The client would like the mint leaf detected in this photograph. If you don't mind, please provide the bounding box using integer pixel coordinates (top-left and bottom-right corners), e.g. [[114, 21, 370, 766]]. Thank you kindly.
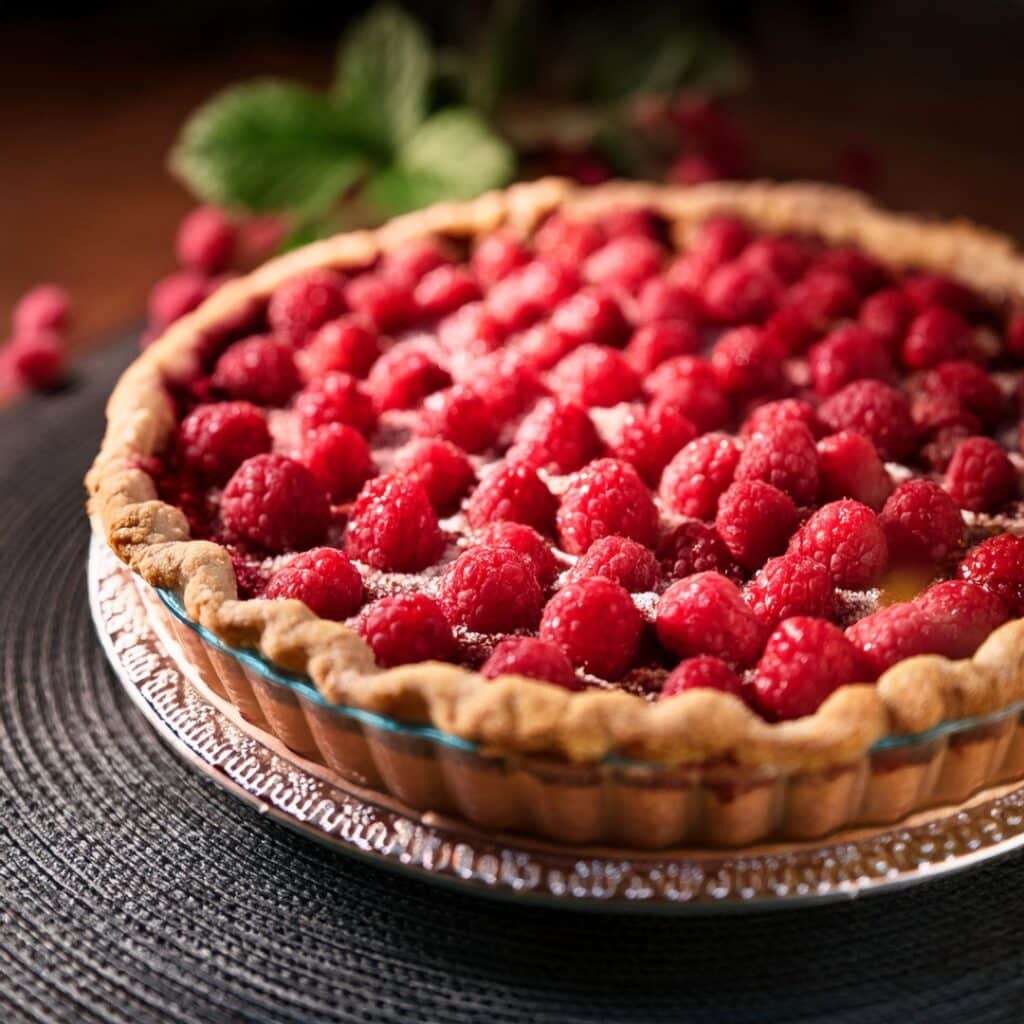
[[333, 4, 433, 153], [170, 81, 368, 215]]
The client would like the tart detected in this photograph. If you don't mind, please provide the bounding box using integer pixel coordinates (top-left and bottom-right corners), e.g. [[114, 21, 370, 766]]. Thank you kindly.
[[88, 179, 1024, 848]]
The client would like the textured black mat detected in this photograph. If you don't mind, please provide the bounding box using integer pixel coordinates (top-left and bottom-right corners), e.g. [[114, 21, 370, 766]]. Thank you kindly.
[[3, 335, 1024, 1024]]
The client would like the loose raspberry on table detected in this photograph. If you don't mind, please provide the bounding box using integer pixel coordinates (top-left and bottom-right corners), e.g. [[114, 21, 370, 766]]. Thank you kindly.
[[534, 215, 605, 266], [808, 324, 893, 397], [915, 360, 1006, 430], [659, 657, 744, 701], [267, 268, 347, 346], [788, 499, 888, 588], [414, 265, 481, 319], [739, 236, 814, 284], [914, 580, 1008, 659], [221, 453, 330, 553], [380, 237, 452, 285], [846, 603, 942, 678], [301, 422, 375, 502], [473, 521, 557, 588], [439, 546, 543, 634], [178, 401, 271, 483], [658, 520, 739, 581], [709, 326, 785, 399], [633, 278, 703, 325], [624, 320, 701, 374], [6, 330, 65, 390], [739, 398, 821, 440], [583, 235, 664, 292], [465, 462, 557, 534], [357, 593, 455, 667], [735, 420, 819, 504], [702, 263, 782, 324], [816, 431, 892, 511], [902, 307, 975, 369], [211, 334, 301, 407], [645, 359, 731, 433], [957, 534, 1024, 614], [817, 379, 916, 461], [175, 206, 236, 274], [743, 554, 835, 628], [569, 535, 660, 593], [417, 385, 498, 453], [944, 436, 1018, 513], [294, 371, 377, 436], [659, 433, 741, 519], [393, 438, 474, 514], [481, 637, 579, 690], [783, 269, 860, 329], [715, 480, 799, 571], [878, 479, 964, 565], [471, 231, 530, 287], [486, 260, 580, 332], [264, 547, 363, 621], [550, 288, 629, 348], [344, 273, 418, 332], [298, 316, 380, 382], [556, 458, 659, 555], [548, 344, 641, 408], [903, 273, 980, 316], [509, 399, 604, 474], [611, 401, 696, 486], [367, 344, 451, 411], [13, 283, 73, 334], [344, 474, 444, 572], [858, 288, 916, 353], [539, 578, 643, 680], [148, 271, 208, 328]]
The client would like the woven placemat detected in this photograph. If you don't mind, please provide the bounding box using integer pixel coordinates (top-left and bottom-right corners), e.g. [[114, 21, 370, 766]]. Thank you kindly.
[[2, 336, 1024, 1024]]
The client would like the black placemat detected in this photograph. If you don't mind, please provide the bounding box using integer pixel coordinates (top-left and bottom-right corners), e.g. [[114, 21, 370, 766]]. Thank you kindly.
[[2, 335, 1024, 1024]]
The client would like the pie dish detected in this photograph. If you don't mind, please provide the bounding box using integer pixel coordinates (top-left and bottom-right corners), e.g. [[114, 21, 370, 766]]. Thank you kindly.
[[88, 178, 1024, 848]]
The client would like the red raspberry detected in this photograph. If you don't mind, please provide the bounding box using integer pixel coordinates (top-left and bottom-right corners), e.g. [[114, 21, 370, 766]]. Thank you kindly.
[[816, 431, 892, 511], [658, 521, 738, 581], [556, 458, 658, 555], [735, 420, 819, 504], [783, 269, 860, 329], [633, 278, 703, 325], [550, 288, 629, 348], [751, 618, 866, 721], [414, 265, 481, 319], [958, 534, 1024, 614], [175, 206, 236, 274], [264, 547, 363, 621], [381, 237, 452, 284], [902, 307, 974, 369], [709, 326, 785, 399], [740, 399, 821, 440], [584, 235, 663, 292], [267, 268, 346, 346], [659, 657, 744, 701], [910, 388, 981, 437], [1007, 308, 1024, 360], [344, 474, 444, 571], [301, 423, 375, 502], [516, 322, 580, 373], [509, 399, 603, 474], [944, 436, 1018, 512], [294, 371, 376, 435], [298, 317, 380, 382], [916, 361, 1005, 430], [473, 521, 557, 588], [12, 283, 72, 334], [645, 352, 715, 394], [921, 424, 976, 473], [624, 321, 701, 374], [815, 247, 889, 293], [437, 302, 504, 360], [357, 593, 455, 667], [817, 380, 916, 460], [344, 273, 417, 332], [903, 273, 980, 316], [611, 402, 696, 486], [471, 231, 530, 288], [645, 358, 730, 433], [689, 216, 752, 267], [846, 603, 942, 678], [914, 580, 1008, 659], [393, 438, 474, 514], [548, 344, 641, 408], [440, 546, 542, 633], [179, 401, 270, 483], [788, 500, 888, 589], [221, 453, 329, 553], [466, 462, 557, 533], [599, 206, 660, 239], [212, 335, 300, 406], [763, 306, 816, 355], [534, 215, 605, 266], [481, 637, 578, 689], [469, 351, 547, 423], [702, 263, 782, 324], [808, 324, 893, 397], [656, 572, 766, 666], [6, 330, 65, 390], [367, 345, 451, 411], [739, 237, 813, 284], [487, 260, 579, 332], [417, 385, 497, 453], [148, 271, 208, 327], [659, 433, 741, 519], [540, 578, 642, 679], [744, 554, 835, 628], [569, 535, 660, 592], [859, 288, 915, 352], [715, 480, 799, 571]]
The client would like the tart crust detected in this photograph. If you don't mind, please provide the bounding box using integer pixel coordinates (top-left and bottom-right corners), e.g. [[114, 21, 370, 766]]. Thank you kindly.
[[87, 178, 1024, 772]]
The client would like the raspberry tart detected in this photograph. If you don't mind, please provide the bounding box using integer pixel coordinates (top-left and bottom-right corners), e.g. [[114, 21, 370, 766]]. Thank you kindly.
[[89, 179, 1024, 849]]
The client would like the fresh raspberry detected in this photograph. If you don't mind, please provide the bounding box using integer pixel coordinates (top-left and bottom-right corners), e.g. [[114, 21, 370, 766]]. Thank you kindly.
[[658, 521, 739, 581], [178, 401, 270, 483], [357, 593, 455, 667], [437, 302, 504, 360], [902, 307, 975, 369], [739, 237, 814, 284], [516, 322, 581, 373], [633, 278, 703, 325], [644, 357, 731, 433], [915, 361, 1006, 430], [548, 344, 641, 408], [175, 206, 236, 274], [294, 371, 376, 436], [611, 401, 696, 486], [298, 316, 380, 382], [416, 385, 497, 453], [659, 433, 741, 519], [1007, 308, 1024, 360], [569, 535, 660, 593], [740, 398, 821, 440], [344, 474, 444, 571], [783, 269, 859, 329], [659, 657, 744, 701], [903, 273, 980, 316], [763, 306, 816, 355], [509, 399, 603, 474], [413, 265, 481, 319], [267, 268, 347, 346], [808, 324, 893, 397], [12, 283, 73, 334], [688, 216, 752, 267], [715, 480, 799, 570], [439, 546, 543, 634], [645, 352, 715, 395], [148, 271, 208, 327], [473, 521, 557, 587], [481, 637, 579, 689], [487, 260, 579, 332], [744, 554, 835, 628], [540, 578, 643, 679], [817, 379, 916, 460], [212, 335, 300, 406], [6, 330, 65, 390], [380, 237, 452, 284], [344, 273, 417, 332], [221, 453, 329, 553], [471, 231, 530, 287], [815, 247, 890, 293], [709, 326, 785, 399], [556, 458, 658, 555], [702, 262, 782, 324], [735, 420, 819, 504], [264, 547, 363, 621], [921, 424, 976, 473], [469, 351, 547, 423], [914, 580, 1008, 659], [751, 618, 866, 721], [624, 320, 701, 374], [600, 206, 661, 239], [816, 431, 892, 511], [944, 436, 1018, 512], [859, 288, 915, 352], [301, 423, 375, 502], [909, 387, 981, 437], [534, 215, 605, 266], [393, 438, 474, 514], [655, 572, 765, 666], [583, 235, 663, 292], [550, 288, 629, 348], [958, 534, 1024, 614], [465, 462, 557, 533], [788, 499, 888, 588], [367, 344, 451, 411], [846, 603, 942, 678]]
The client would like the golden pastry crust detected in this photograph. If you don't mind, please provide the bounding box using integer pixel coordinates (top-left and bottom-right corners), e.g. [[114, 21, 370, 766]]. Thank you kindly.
[[87, 178, 1024, 771]]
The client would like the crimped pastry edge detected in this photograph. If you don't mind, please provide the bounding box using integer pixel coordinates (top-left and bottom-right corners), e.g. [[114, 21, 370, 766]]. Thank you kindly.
[[86, 178, 1024, 771]]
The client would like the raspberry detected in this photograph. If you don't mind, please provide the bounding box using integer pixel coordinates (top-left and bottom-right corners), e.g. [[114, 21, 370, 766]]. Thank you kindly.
[[414, 265, 481, 319], [846, 603, 942, 678], [469, 351, 546, 423], [357, 593, 455, 667], [367, 345, 450, 411], [381, 237, 452, 284], [548, 344, 641, 408], [465, 462, 557, 534], [715, 480, 799, 570], [916, 361, 1005, 430], [816, 431, 892, 511], [817, 379, 916, 460], [659, 657, 744, 701], [944, 436, 1018, 513], [914, 580, 1008, 659], [556, 458, 658, 555], [344, 273, 417, 332], [709, 326, 785, 399], [783, 269, 860, 328], [645, 358, 731, 433], [658, 521, 738, 581], [569, 535, 660, 593], [175, 206, 236, 274], [487, 260, 579, 332], [471, 231, 530, 287], [815, 247, 889, 293], [645, 352, 715, 395], [516, 322, 580, 373], [633, 279, 703, 325], [268, 268, 347, 345], [417, 385, 497, 453], [744, 554, 835, 628], [739, 237, 813, 284], [344, 474, 444, 571], [440, 546, 543, 634], [922, 424, 976, 473], [584, 235, 663, 292], [6, 330, 65, 390], [655, 572, 765, 666], [298, 316, 380, 382], [902, 308, 974, 369], [294, 371, 376, 435], [550, 288, 629, 348], [624, 320, 701, 374], [958, 534, 1024, 613], [735, 420, 819, 504], [788, 499, 888, 588], [751, 618, 866, 721], [393, 438, 474, 514], [611, 401, 696, 486], [599, 206, 660, 239], [148, 271, 208, 327], [702, 263, 782, 324], [221, 454, 329, 553], [179, 401, 271, 483], [301, 423, 375, 502], [473, 521, 557, 587], [659, 433, 741, 519], [534, 215, 605, 266], [437, 302, 504, 360], [689, 216, 752, 267], [481, 637, 579, 689], [540, 578, 642, 679], [859, 288, 915, 352], [763, 306, 816, 355], [903, 273, 980, 316], [264, 547, 363, 621], [12, 283, 72, 334], [212, 335, 300, 406], [808, 324, 893, 397], [910, 388, 980, 437], [739, 398, 822, 440], [509, 399, 603, 474]]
